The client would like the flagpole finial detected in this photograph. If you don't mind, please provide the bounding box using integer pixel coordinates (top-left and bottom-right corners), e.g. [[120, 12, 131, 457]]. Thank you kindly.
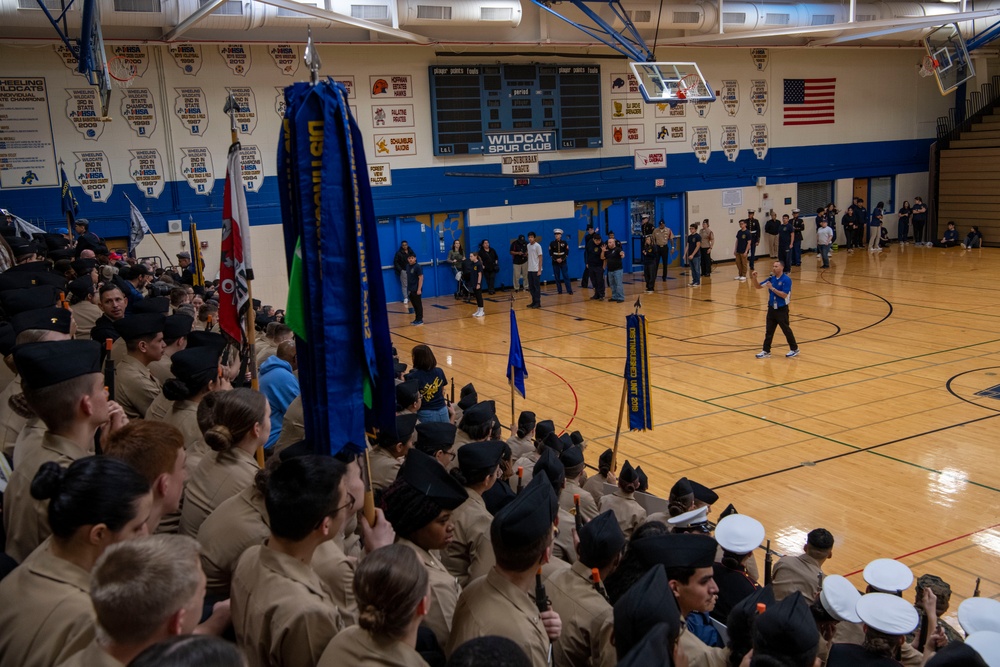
[[304, 26, 321, 86], [633, 295, 642, 314]]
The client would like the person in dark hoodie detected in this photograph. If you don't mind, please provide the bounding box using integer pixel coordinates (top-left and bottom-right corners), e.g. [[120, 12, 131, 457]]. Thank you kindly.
[[259, 340, 300, 451]]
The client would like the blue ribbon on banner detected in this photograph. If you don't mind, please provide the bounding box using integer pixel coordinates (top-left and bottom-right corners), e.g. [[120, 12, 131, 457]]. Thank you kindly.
[[625, 313, 653, 431], [278, 80, 396, 455]]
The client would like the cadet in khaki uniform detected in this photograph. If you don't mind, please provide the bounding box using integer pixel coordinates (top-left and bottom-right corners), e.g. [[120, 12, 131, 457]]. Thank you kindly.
[[451, 400, 496, 469], [630, 532, 729, 667], [772, 527, 834, 601], [446, 472, 563, 663], [272, 394, 305, 455], [413, 420, 459, 469], [441, 439, 504, 586], [547, 511, 624, 667], [145, 313, 194, 385], [318, 545, 431, 667], [812, 574, 863, 665], [146, 345, 226, 478], [533, 448, 578, 564], [583, 448, 616, 503], [828, 593, 921, 667], [59, 534, 213, 667], [750, 591, 822, 667], [506, 410, 536, 460], [383, 448, 469, 647], [198, 483, 269, 601], [560, 444, 598, 523], [0, 456, 152, 667], [4, 339, 128, 562], [598, 460, 647, 539], [112, 313, 167, 420], [179, 387, 269, 537], [512, 419, 554, 489], [230, 454, 352, 667], [68, 274, 102, 341], [369, 412, 418, 494]]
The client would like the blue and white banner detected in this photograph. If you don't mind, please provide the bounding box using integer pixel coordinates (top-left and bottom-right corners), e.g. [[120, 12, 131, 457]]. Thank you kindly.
[[625, 313, 653, 431]]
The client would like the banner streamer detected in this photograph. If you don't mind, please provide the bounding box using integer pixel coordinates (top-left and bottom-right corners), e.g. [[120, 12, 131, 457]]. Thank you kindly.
[[277, 80, 396, 456], [625, 313, 653, 431]]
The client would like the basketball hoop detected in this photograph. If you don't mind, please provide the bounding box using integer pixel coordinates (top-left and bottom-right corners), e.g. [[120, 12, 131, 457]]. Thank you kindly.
[[918, 55, 939, 78], [675, 73, 700, 99], [108, 55, 138, 88]]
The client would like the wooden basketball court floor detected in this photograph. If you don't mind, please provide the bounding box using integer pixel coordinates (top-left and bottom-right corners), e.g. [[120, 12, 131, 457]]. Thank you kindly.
[[387, 244, 1000, 625]]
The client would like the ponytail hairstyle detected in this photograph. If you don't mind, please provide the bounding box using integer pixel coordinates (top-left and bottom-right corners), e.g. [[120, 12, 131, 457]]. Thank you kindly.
[[355, 544, 428, 640], [30, 456, 150, 540], [200, 387, 267, 452]]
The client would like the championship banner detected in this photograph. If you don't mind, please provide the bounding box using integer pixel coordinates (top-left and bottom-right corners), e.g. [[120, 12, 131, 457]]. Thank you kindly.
[[625, 313, 653, 430], [278, 80, 396, 455]]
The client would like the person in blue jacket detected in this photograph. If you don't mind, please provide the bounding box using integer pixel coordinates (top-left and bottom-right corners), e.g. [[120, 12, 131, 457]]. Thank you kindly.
[[258, 340, 300, 450], [753, 261, 799, 359]]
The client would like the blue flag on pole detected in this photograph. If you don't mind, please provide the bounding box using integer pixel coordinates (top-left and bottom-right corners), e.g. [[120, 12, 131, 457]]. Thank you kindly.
[[625, 313, 653, 430], [507, 308, 528, 398], [60, 167, 77, 223]]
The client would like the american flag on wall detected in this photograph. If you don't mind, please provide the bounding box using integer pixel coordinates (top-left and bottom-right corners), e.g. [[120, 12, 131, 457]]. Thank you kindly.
[[783, 78, 836, 125]]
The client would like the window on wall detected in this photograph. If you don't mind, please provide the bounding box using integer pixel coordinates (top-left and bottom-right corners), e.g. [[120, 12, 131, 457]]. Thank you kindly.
[[797, 181, 834, 216], [870, 176, 894, 212]]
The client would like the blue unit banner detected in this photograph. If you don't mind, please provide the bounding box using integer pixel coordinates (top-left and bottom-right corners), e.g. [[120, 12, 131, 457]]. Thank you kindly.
[[625, 313, 653, 431]]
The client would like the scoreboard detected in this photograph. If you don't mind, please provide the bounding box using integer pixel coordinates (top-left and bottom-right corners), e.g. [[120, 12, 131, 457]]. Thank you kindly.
[[429, 64, 603, 157]]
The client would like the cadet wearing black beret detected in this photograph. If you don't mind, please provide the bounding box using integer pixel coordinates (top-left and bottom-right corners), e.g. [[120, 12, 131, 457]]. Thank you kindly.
[[112, 313, 166, 419], [441, 438, 504, 587], [383, 449, 468, 646], [447, 473, 559, 664], [613, 565, 682, 659]]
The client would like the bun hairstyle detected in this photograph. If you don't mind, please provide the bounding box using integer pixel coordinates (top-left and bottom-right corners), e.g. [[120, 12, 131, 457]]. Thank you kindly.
[[355, 544, 428, 639], [30, 457, 150, 540], [201, 387, 266, 452]]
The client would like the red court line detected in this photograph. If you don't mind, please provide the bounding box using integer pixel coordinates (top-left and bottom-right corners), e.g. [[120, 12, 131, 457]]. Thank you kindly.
[[534, 363, 580, 435], [843, 522, 1000, 577]]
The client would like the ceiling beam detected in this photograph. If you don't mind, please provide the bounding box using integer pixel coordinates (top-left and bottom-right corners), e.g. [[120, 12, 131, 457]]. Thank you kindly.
[[163, 0, 228, 41], [654, 8, 1000, 46], [253, 0, 433, 44]]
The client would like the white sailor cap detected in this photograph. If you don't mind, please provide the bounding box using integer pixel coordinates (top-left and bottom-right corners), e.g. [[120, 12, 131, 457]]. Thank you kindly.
[[792, 208, 800, 213], [667, 505, 710, 528], [641, 213, 650, 219], [553, 228, 563, 235], [959, 598, 1000, 635], [714, 514, 765, 555], [856, 592, 919, 635], [819, 575, 862, 623], [967, 631, 1000, 667], [863, 558, 914, 593]]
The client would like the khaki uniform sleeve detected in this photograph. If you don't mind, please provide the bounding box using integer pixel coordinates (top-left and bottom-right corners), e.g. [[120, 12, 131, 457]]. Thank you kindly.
[[593, 609, 617, 667], [467, 530, 497, 583], [277, 606, 344, 667]]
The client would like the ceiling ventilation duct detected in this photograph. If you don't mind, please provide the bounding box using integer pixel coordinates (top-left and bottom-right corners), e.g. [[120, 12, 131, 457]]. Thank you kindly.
[[399, 0, 521, 26]]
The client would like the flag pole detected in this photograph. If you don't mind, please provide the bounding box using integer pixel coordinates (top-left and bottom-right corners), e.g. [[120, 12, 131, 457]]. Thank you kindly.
[[611, 297, 642, 475], [225, 93, 262, 467], [122, 192, 170, 262], [509, 291, 516, 427], [59, 158, 75, 243]]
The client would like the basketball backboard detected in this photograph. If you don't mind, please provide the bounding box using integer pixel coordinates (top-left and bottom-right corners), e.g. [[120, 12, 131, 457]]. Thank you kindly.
[[34, 0, 112, 116], [628, 62, 716, 105], [924, 23, 975, 96]]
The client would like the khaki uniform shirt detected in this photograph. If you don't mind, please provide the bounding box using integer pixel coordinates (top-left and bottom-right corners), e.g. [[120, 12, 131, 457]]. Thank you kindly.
[[198, 485, 270, 600], [4, 432, 85, 562], [0, 356, 14, 394], [318, 625, 429, 667], [652, 226, 674, 247], [369, 447, 402, 493], [598, 490, 647, 539], [505, 433, 535, 460], [231, 544, 346, 667], [147, 354, 174, 385], [11, 419, 49, 470], [0, 375, 26, 459], [446, 568, 550, 664], [399, 537, 462, 648], [256, 340, 277, 369], [273, 395, 305, 455], [56, 639, 124, 667], [180, 446, 258, 538], [144, 390, 171, 421], [553, 507, 577, 564], [71, 301, 101, 341], [679, 624, 728, 667], [114, 354, 162, 420], [512, 451, 540, 489], [582, 472, 611, 504], [561, 478, 599, 523], [0, 546, 95, 667], [547, 561, 616, 667], [833, 620, 865, 645], [313, 539, 359, 625], [441, 489, 495, 587], [771, 552, 824, 601], [146, 398, 208, 476]]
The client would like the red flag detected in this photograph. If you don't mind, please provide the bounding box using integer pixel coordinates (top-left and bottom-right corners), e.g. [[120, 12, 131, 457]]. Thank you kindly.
[[219, 145, 250, 343]]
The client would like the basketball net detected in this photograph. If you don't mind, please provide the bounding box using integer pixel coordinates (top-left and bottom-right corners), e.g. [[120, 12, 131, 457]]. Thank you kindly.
[[919, 55, 938, 78]]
